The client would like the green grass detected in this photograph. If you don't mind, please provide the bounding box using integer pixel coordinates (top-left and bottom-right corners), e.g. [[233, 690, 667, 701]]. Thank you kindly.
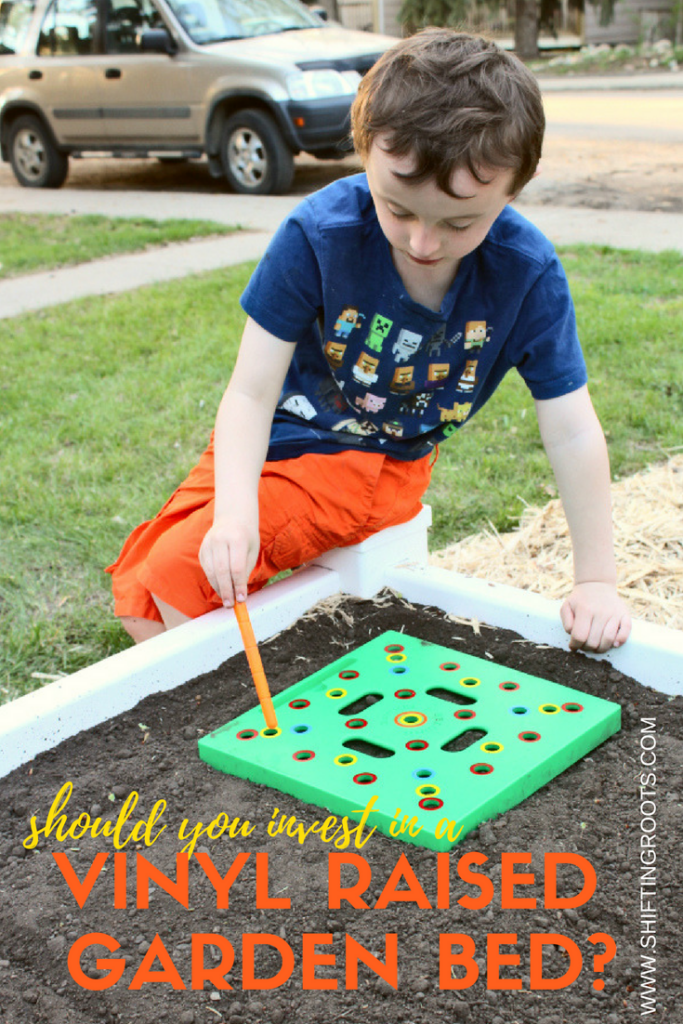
[[0, 213, 237, 278], [1, 245, 681, 702]]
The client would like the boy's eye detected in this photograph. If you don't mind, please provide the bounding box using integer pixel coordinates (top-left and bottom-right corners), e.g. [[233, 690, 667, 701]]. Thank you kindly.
[[447, 222, 473, 233], [388, 208, 412, 219]]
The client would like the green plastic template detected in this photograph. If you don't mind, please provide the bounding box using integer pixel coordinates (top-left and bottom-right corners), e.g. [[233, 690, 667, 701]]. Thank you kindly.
[[198, 631, 621, 850]]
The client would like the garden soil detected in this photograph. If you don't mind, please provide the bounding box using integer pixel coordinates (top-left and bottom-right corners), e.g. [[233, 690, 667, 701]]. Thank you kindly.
[[1, 593, 681, 1024]]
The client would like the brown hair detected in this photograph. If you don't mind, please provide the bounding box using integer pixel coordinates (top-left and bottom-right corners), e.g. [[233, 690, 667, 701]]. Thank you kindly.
[[351, 29, 545, 196]]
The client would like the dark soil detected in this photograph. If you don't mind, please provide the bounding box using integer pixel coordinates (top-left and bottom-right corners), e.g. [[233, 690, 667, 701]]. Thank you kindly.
[[1, 593, 681, 1024]]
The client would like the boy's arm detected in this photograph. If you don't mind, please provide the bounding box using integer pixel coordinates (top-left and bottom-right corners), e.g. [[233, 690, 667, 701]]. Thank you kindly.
[[534, 385, 631, 653], [199, 316, 295, 607]]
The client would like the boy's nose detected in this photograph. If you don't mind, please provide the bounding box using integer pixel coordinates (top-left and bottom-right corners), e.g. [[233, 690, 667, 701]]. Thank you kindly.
[[409, 223, 440, 258]]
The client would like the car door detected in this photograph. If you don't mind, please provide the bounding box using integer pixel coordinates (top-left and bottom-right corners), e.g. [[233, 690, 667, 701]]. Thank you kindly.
[[30, 0, 108, 145], [101, 0, 198, 145]]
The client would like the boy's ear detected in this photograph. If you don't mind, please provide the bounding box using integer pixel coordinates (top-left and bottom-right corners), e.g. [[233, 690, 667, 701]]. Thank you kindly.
[[509, 161, 541, 203]]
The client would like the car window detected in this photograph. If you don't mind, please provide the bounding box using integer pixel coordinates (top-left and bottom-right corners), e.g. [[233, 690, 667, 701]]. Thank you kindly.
[[165, 0, 320, 45], [105, 0, 164, 54], [0, 0, 36, 54], [37, 0, 97, 54]]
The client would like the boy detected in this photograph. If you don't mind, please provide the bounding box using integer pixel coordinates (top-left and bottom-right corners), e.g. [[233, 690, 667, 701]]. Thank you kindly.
[[108, 29, 631, 654]]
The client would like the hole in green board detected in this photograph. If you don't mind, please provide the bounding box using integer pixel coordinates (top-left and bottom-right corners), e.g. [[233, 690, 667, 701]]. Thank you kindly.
[[442, 728, 487, 753], [339, 692, 383, 715], [416, 768, 432, 777], [427, 686, 476, 707], [343, 738, 395, 759]]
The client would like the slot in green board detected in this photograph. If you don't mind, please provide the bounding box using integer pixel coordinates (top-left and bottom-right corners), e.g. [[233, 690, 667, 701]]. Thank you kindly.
[[198, 631, 621, 850]]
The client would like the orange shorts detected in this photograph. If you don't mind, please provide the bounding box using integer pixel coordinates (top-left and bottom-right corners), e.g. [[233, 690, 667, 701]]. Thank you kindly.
[[106, 438, 434, 623]]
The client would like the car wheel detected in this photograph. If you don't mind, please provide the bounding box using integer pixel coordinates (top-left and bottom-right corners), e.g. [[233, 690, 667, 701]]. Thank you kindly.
[[221, 110, 294, 195], [9, 115, 69, 189]]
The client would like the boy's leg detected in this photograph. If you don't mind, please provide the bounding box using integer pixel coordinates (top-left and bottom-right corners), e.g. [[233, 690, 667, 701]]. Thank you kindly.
[[109, 447, 433, 636]]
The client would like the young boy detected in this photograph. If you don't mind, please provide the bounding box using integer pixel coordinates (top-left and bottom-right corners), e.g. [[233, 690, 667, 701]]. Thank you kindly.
[[108, 29, 631, 655]]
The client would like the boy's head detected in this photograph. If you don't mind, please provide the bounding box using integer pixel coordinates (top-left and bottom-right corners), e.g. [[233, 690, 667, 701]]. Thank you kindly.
[[351, 29, 545, 197]]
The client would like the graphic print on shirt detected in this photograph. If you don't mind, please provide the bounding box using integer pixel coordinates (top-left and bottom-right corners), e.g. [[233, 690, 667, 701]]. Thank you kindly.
[[382, 420, 404, 437], [464, 321, 491, 350], [365, 313, 394, 353], [400, 391, 433, 417], [334, 305, 365, 338], [280, 393, 317, 420], [424, 363, 450, 390], [392, 329, 422, 363], [426, 325, 462, 357], [352, 351, 380, 386], [390, 365, 416, 394], [438, 400, 472, 423], [355, 392, 387, 414], [316, 376, 350, 414], [457, 360, 479, 393], [332, 417, 377, 436], [324, 339, 347, 369]]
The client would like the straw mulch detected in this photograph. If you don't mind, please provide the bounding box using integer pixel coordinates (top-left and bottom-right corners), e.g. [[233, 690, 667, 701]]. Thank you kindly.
[[430, 455, 683, 631]]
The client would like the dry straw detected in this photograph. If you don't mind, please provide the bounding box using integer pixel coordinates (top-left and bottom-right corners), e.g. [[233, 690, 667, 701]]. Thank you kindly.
[[430, 456, 683, 631]]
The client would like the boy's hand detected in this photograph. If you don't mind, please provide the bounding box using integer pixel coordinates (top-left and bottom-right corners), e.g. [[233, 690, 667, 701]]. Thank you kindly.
[[560, 582, 631, 653], [199, 515, 259, 608]]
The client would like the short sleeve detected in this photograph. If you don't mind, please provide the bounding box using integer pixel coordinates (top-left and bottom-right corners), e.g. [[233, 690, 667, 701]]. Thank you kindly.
[[240, 209, 324, 343], [508, 255, 587, 401]]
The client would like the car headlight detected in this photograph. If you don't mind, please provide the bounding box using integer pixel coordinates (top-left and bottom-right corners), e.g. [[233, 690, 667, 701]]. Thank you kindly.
[[287, 68, 361, 101]]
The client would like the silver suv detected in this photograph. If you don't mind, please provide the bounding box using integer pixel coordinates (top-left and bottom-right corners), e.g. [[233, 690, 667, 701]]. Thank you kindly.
[[0, 0, 391, 193]]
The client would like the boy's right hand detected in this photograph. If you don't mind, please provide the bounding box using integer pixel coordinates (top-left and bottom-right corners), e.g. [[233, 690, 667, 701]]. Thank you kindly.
[[199, 515, 259, 608]]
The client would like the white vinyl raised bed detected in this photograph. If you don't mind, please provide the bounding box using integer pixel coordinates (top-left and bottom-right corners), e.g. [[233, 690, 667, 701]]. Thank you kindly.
[[1, 505, 681, 779]]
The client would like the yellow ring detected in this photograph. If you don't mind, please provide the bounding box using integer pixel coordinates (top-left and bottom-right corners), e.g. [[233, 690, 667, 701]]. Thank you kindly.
[[480, 741, 504, 754], [334, 754, 358, 766], [459, 676, 481, 688], [538, 703, 561, 715], [260, 727, 282, 738], [326, 688, 347, 699], [386, 652, 407, 663], [395, 711, 427, 728], [415, 783, 441, 797]]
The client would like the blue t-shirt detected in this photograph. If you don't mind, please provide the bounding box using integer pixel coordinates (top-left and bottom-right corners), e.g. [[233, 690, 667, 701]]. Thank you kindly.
[[241, 174, 587, 462]]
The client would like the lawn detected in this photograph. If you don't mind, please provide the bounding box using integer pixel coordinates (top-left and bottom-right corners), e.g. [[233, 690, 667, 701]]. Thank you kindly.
[[1, 246, 681, 702], [0, 213, 237, 278]]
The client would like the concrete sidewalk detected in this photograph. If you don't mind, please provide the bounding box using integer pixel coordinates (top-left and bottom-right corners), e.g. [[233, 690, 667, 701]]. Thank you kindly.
[[1, 188, 681, 320]]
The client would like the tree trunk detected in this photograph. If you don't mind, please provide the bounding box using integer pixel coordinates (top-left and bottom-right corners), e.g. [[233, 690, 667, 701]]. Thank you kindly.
[[515, 0, 540, 59]]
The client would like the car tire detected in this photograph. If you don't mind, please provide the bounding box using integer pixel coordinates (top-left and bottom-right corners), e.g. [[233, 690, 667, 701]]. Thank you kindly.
[[9, 115, 69, 189], [220, 109, 294, 195]]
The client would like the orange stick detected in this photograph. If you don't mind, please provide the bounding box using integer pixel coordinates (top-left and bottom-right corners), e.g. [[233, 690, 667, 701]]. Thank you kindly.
[[234, 601, 278, 730]]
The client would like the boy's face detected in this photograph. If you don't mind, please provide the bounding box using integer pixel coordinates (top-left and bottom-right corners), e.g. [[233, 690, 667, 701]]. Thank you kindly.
[[365, 140, 515, 286]]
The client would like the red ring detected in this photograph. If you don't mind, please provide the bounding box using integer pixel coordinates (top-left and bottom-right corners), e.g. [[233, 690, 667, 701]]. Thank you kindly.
[[237, 729, 258, 740], [293, 750, 315, 761], [470, 763, 494, 775], [289, 698, 310, 709], [562, 702, 584, 712], [394, 688, 416, 699], [418, 797, 444, 810], [439, 662, 460, 671], [345, 718, 367, 729], [353, 772, 377, 785], [339, 670, 359, 680], [499, 681, 520, 691], [405, 739, 429, 751], [454, 709, 476, 720], [384, 643, 405, 653], [518, 731, 541, 742]]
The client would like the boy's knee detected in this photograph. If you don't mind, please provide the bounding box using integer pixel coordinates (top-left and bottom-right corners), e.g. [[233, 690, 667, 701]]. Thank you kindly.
[[120, 615, 166, 644]]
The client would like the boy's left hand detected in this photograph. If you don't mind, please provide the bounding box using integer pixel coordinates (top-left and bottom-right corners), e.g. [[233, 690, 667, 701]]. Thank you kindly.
[[560, 582, 632, 653]]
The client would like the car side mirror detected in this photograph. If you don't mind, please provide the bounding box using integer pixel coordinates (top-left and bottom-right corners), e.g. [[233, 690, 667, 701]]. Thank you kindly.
[[138, 27, 176, 54]]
